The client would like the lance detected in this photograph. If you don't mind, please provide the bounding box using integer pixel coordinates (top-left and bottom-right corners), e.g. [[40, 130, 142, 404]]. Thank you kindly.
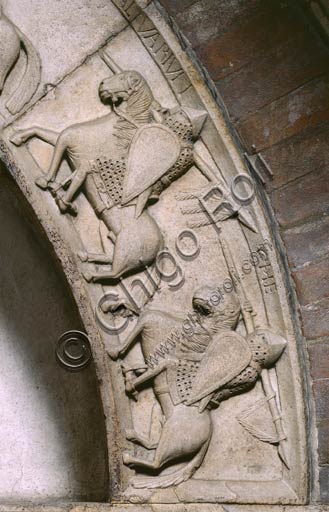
[[220, 236, 289, 469], [99, 49, 122, 74]]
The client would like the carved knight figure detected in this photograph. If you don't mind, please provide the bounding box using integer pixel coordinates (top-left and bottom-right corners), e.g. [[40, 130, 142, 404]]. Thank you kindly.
[[109, 286, 287, 489], [11, 51, 250, 296], [5, 2, 308, 503]]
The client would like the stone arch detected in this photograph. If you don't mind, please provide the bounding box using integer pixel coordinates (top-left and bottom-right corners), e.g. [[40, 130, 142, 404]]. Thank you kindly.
[[0, 0, 318, 508], [159, 0, 329, 504], [0, 164, 109, 501]]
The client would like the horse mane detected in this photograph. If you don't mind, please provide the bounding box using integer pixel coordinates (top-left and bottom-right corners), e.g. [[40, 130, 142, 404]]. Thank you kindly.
[[114, 71, 159, 149]]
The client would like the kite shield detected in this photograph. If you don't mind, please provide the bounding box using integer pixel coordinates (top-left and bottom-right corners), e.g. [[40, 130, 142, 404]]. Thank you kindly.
[[187, 330, 252, 406], [122, 123, 180, 205]]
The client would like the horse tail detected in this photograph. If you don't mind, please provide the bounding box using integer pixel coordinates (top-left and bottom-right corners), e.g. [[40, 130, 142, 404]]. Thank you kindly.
[[5, 23, 41, 114]]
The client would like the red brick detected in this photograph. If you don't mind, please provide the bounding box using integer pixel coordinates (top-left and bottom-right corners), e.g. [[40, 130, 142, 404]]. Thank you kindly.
[[301, 297, 329, 339], [282, 217, 329, 269], [270, 168, 329, 228], [262, 121, 329, 190], [196, 2, 304, 80], [309, 342, 329, 380], [313, 379, 329, 421], [218, 31, 329, 121], [319, 466, 329, 503], [175, 0, 263, 48], [318, 420, 329, 465], [236, 74, 329, 153], [293, 259, 329, 306], [159, 0, 198, 15]]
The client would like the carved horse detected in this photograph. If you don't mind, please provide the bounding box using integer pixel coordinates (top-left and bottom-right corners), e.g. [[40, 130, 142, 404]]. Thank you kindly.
[[110, 287, 286, 488], [11, 55, 252, 286], [11, 69, 166, 283]]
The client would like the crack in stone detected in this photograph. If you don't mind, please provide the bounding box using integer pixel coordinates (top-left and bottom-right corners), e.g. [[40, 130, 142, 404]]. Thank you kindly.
[[4, 22, 130, 129]]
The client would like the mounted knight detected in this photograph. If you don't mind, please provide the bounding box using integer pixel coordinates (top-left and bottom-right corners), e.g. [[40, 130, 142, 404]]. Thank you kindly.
[[111, 286, 287, 489], [11, 51, 205, 285], [10, 50, 251, 291]]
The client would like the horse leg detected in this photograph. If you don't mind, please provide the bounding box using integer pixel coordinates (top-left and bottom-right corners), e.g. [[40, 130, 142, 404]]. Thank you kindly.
[[54, 167, 88, 215], [132, 435, 212, 489], [123, 405, 211, 471], [10, 127, 59, 147], [78, 250, 113, 264], [125, 429, 158, 450]]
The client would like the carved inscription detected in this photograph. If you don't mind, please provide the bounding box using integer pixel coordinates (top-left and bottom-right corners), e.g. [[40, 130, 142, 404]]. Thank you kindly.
[[112, 0, 141, 21], [6, 1, 307, 502], [133, 14, 193, 96], [112, 0, 193, 98]]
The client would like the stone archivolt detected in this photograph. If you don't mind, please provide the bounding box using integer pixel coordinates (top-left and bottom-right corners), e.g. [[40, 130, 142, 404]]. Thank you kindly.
[[0, 0, 309, 508]]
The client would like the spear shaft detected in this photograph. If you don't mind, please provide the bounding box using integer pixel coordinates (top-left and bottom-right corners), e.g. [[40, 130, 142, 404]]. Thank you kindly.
[[220, 236, 289, 469]]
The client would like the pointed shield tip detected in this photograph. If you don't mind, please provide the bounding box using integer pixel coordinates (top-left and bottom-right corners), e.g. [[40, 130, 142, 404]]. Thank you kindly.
[[278, 444, 290, 469]]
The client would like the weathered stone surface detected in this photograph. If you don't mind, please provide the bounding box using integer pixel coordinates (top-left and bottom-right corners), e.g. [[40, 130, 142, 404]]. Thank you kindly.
[[1, 0, 327, 506], [0, 0, 310, 505], [4, 0, 126, 88], [0, 170, 108, 500], [156, 0, 329, 505]]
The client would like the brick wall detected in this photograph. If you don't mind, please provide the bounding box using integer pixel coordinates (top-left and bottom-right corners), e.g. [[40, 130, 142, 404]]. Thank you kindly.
[[158, 0, 329, 503]]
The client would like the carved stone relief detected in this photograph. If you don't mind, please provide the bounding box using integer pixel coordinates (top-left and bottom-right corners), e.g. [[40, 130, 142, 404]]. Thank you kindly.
[[0, 0, 308, 508], [0, 4, 40, 117]]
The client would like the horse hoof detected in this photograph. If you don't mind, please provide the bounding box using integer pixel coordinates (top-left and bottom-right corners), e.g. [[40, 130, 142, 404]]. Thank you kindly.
[[35, 176, 49, 190], [83, 271, 94, 283], [10, 132, 24, 146], [78, 251, 88, 262], [125, 429, 137, 441], [123, 451, 133, 466], [56, 197, 78, 216]]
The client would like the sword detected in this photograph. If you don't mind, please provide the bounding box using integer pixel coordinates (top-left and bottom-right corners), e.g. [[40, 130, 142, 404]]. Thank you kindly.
[[220, 236, 289, 469]]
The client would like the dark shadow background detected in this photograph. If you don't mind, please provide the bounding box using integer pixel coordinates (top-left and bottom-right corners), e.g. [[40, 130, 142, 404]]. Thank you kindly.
[[0, 165, 108, 502]]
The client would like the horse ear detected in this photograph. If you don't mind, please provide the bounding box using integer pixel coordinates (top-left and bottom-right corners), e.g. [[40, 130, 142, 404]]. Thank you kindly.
[[127, 73, 142, 93]]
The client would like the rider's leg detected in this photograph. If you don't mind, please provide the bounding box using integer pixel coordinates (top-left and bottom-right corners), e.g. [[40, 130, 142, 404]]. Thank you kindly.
[[61, 166, 89, 204], [55, 166, 91, 215]]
